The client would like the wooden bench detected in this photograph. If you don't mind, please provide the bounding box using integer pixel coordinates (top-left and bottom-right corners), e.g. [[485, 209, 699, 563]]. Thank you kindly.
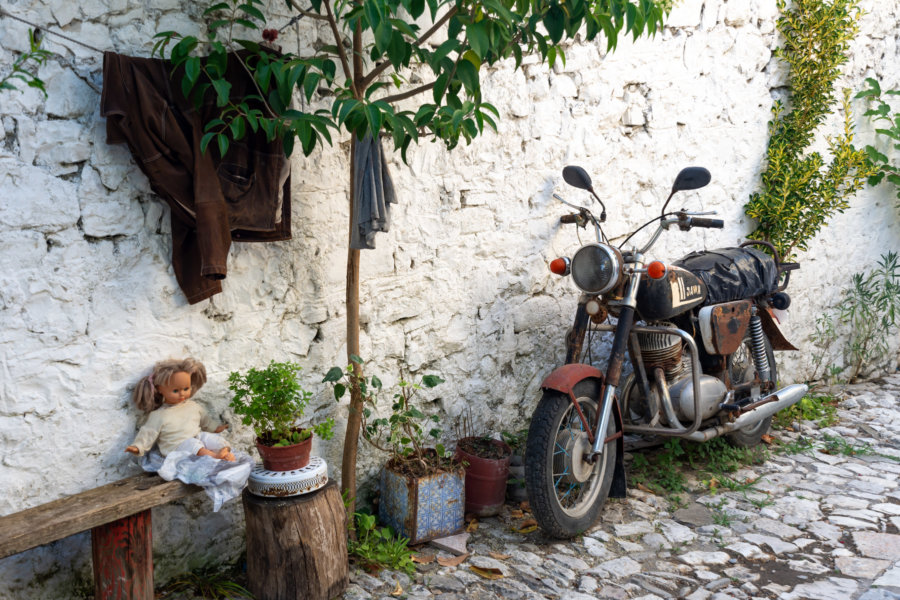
[[0, 472, 202, 600]]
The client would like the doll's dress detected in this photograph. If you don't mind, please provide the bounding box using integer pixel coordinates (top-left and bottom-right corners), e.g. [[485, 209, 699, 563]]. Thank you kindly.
[[132, 400, 253, 511]]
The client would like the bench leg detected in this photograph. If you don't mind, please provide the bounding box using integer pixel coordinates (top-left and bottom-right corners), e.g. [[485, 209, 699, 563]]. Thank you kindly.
[[91, 509, 154, 600]]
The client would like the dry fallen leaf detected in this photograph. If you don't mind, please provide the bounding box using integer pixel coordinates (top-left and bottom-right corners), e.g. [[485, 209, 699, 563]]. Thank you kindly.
[[437, 553, 469, 567], [519, 501, 530, 511], [390, 581, 403, 596], [466, 520, 479, 533], [411, 553, 435, 564], [470, 566, 504, 580], [509, 509, 525, 519], [636, 483, 655, 494], [520, 518, 537, 528], [488, 552, 511, 560], [761, 434, 775, 444]]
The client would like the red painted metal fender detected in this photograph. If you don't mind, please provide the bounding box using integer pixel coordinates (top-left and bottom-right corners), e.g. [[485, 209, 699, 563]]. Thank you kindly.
[[541, 363, 605, 395]]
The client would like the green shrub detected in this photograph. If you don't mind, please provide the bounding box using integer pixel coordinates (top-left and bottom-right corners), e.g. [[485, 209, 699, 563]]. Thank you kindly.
[[745, 0, 874, 261]]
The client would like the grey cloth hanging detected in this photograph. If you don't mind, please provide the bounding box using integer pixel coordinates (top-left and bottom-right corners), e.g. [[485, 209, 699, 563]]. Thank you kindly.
[[351, 132, 396, 249]]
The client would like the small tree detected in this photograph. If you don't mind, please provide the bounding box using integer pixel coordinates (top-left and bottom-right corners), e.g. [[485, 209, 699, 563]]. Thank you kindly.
[[153, 0, 672, 508], [744, 0, 874, 261]]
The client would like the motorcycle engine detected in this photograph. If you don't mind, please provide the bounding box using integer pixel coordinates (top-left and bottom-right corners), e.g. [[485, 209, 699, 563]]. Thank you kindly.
[[635, 323, 726, 423], [636, 325, 684, 381]]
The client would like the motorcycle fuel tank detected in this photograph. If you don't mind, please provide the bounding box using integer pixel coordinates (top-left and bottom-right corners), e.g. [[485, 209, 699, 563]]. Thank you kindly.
[[636, 266, 707, 321]]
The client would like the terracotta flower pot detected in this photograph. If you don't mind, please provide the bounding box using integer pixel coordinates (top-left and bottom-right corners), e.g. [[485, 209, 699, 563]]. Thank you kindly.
[[455, 437, 511, 517], [256, 433, 312, 471]]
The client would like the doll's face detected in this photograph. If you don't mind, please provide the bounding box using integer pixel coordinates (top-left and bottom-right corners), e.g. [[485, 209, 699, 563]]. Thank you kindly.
[[158, 371, 193, 405]]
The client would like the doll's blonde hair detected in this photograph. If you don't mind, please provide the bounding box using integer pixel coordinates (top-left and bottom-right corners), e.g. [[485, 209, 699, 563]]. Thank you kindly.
[[132, 358, 207, 413]]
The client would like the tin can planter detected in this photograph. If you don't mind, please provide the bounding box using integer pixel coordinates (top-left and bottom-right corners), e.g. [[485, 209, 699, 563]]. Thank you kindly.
[[378, 459, 465, 545], [455, 437, 511, 517]]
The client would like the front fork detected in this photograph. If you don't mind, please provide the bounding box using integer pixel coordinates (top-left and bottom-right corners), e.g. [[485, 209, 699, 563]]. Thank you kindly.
[[576, 263, 643, 459]]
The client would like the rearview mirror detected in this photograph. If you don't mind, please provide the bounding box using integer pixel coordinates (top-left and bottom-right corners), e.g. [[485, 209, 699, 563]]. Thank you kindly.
[[672, 167, 711, 192], [562, 166, 593, 191]]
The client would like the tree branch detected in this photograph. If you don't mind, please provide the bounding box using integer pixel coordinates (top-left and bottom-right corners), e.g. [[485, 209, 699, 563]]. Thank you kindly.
[[322, 0, 357, 96], [380, 81, 436, 104], [295, 8, 330, 21], [360, 6, 459, 89]]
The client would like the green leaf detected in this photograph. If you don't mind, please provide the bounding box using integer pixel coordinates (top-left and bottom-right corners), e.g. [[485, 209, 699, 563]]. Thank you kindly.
[[323, 366, 344, 382], [333, 383, 346, 400], [375, 22, 392, 53], [200, 131, 216, 154], [203, 2, 230, 14], [350, 354, 364, 365], [211, 78, 232, 107], [217, 133, 229, 157], [230, 116, 246, 140], [184, 56, 201, 87], [543, 5, 565, 44], [455, 59, 479, 96], [365, 103, 383, 137], [421, 375, 444, 388], [466, 21, 490, 58], [238, 3, 266, 21]]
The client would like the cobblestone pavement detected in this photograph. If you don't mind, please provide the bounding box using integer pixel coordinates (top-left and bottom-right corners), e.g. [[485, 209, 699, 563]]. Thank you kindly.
[[342, 374, 900, 600]]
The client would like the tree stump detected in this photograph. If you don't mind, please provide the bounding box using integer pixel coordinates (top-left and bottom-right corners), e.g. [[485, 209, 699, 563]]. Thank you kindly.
[[242, 480, 348, 600]]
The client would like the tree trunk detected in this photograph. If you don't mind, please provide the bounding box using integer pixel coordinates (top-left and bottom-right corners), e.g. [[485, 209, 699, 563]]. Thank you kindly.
[[243, 481, 348, 600], [341, 20, 367, 513]]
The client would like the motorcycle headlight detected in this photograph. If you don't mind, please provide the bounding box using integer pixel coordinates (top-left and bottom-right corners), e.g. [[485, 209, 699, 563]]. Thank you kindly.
[[570, 244, 622, 295]]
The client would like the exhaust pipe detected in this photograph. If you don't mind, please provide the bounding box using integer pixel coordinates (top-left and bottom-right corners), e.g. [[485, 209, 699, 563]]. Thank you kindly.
[[685, 383, 808, 442]]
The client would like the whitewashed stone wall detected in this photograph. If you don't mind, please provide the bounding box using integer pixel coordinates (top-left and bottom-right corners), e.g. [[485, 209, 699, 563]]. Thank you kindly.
[[1, 0, 898, 595]]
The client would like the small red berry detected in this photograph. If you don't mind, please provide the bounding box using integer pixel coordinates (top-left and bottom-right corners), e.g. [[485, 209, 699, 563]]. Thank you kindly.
[[262, 29, 278, 42]]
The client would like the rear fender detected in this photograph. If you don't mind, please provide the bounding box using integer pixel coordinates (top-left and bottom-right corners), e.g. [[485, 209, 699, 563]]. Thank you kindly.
[[759, 306, 799, 351], [540, 364, 626, 498]]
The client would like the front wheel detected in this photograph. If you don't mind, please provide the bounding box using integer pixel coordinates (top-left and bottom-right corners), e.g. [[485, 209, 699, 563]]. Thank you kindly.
[[524, 379, 617, 538]]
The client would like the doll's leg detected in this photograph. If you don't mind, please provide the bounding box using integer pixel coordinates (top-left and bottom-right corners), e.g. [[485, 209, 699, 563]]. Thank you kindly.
[[197, 432, 235, 461]]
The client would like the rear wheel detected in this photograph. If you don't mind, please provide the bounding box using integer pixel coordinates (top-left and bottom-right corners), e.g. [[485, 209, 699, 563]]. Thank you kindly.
[[524, 379, 617, 538], [726, 332, 776, 447]]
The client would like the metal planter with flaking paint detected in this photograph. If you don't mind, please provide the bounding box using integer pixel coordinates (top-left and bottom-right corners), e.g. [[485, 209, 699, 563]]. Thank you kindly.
[[378, 460, 464, 545]]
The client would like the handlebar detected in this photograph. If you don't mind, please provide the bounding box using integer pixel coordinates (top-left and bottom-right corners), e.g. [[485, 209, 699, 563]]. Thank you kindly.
[[560, 214, 579, 224], [686, 217, 724, 229]]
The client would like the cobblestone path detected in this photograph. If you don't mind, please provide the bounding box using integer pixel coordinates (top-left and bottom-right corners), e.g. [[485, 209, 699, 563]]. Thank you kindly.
[[342, 374, 900, 600]]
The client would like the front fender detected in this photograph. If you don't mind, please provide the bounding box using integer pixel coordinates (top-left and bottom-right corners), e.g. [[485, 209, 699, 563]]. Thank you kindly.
[[540, 363, 626, 499]]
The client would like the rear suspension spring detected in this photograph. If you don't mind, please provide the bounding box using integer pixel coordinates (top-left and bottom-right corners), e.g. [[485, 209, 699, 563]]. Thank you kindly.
[[748, 310, 770, 383]]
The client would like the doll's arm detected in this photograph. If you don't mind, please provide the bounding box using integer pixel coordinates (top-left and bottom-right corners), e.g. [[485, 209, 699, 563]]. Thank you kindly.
[[127, 419, 161, 456], [199, 405, 227, 433]]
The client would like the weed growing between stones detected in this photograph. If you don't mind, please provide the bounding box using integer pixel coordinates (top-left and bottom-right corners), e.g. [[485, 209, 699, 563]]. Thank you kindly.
[[347, 511, 416, 576], [156, 562, 251, 599], [773, 393, 841, 429], [629, 438, 769, 499]]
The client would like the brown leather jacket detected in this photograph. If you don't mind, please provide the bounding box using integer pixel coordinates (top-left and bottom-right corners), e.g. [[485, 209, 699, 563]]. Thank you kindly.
[[101, 51, 291, 304]]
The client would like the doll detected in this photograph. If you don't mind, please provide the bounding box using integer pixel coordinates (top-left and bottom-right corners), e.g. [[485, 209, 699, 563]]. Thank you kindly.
[[126, 358, 235, 462]]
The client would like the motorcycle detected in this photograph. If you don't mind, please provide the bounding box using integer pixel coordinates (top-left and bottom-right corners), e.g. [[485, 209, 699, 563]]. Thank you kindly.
[[524, 165, 808, 538]]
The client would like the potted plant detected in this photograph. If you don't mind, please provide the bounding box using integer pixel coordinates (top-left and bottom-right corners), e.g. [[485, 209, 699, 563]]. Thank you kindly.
[[455, 415, 512, 517], [501, 429, 529, 503], [229, 361, 334, 471], [324, 357, 463, 544]]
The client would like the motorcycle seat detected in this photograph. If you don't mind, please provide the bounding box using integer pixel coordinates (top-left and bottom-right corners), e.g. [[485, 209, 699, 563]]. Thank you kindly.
[[674, 247, 778, 305]]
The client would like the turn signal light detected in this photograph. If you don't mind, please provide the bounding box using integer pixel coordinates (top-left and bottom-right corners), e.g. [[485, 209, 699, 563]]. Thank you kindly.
[[550, 257, 570, 276], [647, 261, 667, 280]]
